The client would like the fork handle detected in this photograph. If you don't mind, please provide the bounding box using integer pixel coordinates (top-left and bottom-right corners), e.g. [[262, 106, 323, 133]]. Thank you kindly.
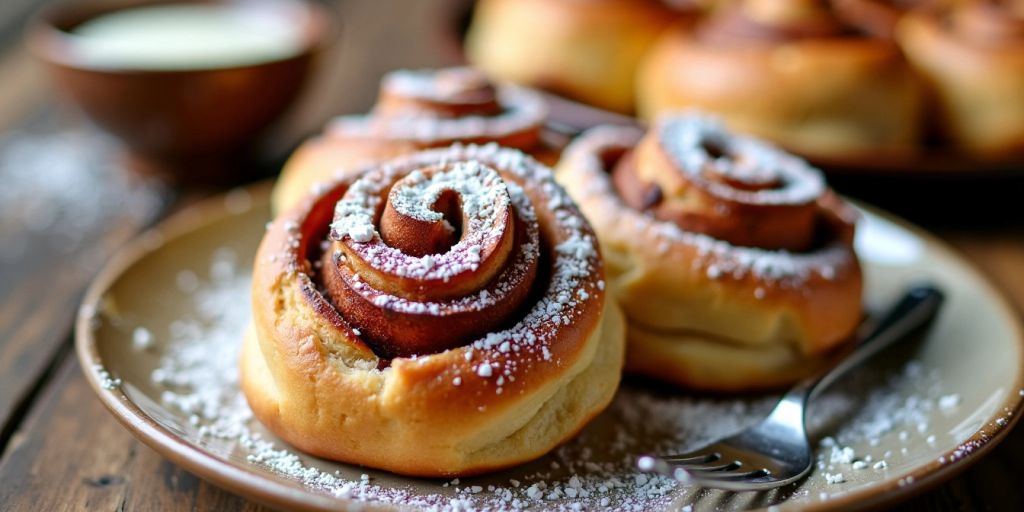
[[801, 284, 944, 401]]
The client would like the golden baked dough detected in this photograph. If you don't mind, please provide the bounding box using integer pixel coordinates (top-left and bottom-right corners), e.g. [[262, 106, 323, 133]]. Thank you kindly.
[[898, 0, 1024, 157], [556, 113, 863, 391], [831, 0, 945, 38], [637, 0, 923, 160], [244, 143, 625, 476], [465, 0, 685, 113], [273, 67, 553, 213]]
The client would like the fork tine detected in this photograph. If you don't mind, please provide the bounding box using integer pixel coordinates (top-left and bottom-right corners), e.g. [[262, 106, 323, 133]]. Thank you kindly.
[[637, 455, 777, 490], [634, 287, 945, 492], [695, 468, 772, 481], [659, 452, 720, 464], [636, 455, 696, 482], [686, 461, 743, 473]]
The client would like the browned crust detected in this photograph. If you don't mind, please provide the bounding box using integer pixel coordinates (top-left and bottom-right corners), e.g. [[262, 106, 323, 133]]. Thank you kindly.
[[273, 68, 555, 214], [556, 125, 863, 390], [73, 180, 1024, 511], [245, 145, 625, 476]]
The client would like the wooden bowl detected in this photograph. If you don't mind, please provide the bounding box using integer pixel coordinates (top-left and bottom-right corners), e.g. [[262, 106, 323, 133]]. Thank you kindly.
[[27, 0, 335, 183]]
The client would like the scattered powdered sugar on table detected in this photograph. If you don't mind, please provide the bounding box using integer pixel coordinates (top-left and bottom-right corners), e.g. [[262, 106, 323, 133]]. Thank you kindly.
[[0, 130, 165, 262], [133, 249, 971, 510]]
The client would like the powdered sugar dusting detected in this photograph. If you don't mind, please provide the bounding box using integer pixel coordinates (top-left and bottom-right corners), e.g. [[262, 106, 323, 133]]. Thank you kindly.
[[314, 144, 602, 381], [330, 160, 517, 283], [92, 364, 122, 390], [390, 162, 506, 224], [657, 113, 825, 206], [660, 221, 853, 285], [563, 125, 855, 286], [0, 130, 165, 263], [381, 67, 492, 104], [328, 72, 546, 146]]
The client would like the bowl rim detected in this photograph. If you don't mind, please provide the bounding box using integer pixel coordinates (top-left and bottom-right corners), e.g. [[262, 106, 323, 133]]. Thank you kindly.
[[25, 0, 339, 75]]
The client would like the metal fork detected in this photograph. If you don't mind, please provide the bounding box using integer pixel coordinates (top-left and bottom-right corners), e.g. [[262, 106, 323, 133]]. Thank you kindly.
[[637, 284, 944, 491]]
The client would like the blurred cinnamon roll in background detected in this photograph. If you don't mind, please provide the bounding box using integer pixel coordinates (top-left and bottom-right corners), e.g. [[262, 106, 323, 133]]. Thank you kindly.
[[637, 0, 924, 160], [464, 0, 689, 114], [273, 67, 553, 212], [898, 0, 1024, 157], [831, 0, 942, 39]]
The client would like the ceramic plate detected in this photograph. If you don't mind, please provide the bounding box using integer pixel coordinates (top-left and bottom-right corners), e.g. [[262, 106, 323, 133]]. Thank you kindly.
[[76, 183, 1024, 511]]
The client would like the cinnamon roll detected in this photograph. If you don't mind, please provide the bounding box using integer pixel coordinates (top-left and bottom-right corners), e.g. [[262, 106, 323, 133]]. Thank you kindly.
[[243, 144, 625, 476], [464, 0, 686, 114], [272, 67, 552, 213], [898, 0, 1024, 157], [556, 113, 862, 391], [637, 0, 924, 160], [832, 0, 944, 39]]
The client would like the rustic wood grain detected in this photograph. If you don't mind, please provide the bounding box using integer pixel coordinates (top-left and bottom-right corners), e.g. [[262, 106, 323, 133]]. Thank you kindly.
[[0, 192, 157, 451], [0, 356, 272, 512], [0, 46, 46, 131], [0, 20, 65, 447], [0, 0, 43, 47], [0, 10, 162, 452]]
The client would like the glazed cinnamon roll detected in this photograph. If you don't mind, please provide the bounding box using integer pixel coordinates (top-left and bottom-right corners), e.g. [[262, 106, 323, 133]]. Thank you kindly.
[[244, 144, 625, 476], [556, 113, 862, 391], [465, 0, 687, 114], [272, 67, 552, 213], [637, 0, 923, 160], [898, 0, 1024, 157]]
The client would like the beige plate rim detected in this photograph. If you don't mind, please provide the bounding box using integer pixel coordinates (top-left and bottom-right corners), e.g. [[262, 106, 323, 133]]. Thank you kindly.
[[75, 182, 1024, 512]]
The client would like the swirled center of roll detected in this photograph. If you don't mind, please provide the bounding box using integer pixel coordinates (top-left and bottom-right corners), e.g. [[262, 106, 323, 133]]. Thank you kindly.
[[374, 67, 503, 119], [613, 115, 827, 251], [323, 160, 540, 358], [659, 115, 824, 206], [692, 140, 783, 193]]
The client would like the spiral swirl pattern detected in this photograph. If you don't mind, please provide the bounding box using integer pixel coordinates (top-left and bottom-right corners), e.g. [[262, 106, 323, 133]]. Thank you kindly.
[[614, 114, 829, 251], [246, 143, 623, 476], [556, 115, 863, 390], [322, 160, 540, 357]]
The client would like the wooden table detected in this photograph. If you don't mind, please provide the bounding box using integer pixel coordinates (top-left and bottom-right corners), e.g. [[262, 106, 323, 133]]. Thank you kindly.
[[1, 2, 1022, 510]]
